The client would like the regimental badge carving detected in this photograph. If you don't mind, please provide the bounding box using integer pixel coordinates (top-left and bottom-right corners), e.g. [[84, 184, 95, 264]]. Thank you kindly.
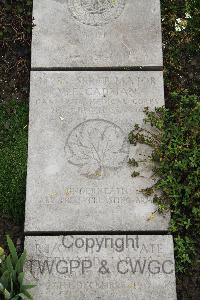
[[68, 0, 126, 26], [65, 119, 129, 179]]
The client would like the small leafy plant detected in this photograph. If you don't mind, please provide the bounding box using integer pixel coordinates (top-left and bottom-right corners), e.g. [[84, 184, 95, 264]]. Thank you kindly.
[[129, 93, 200, 273], [0, 236, 35, 300]]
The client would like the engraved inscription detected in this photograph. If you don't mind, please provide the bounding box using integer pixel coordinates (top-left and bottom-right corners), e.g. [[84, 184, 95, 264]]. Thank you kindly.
[[68, 0, 126, 26], [45, 186, 133, 205], [65, 119, 129, 179]]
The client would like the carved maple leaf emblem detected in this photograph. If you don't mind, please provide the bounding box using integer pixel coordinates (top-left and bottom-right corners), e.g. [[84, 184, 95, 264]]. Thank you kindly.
[[66, 119, 129, 179]]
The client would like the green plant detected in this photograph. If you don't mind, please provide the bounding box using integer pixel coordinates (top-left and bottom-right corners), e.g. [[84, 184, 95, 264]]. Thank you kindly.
[[129, 93, 200, 273], [0, 100, 28, 223], [0, 236, 35, 300], [161, 0, 200, 102]]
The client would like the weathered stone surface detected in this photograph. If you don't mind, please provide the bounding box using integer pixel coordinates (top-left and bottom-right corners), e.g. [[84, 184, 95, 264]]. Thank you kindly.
[[31, 0, 163, 68], [25, 71, 169, 232], [24, 235, 177, 300]]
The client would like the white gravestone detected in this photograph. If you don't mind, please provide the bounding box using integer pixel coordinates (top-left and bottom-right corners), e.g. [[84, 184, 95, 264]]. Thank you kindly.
[[25, 235, 177, 300], [25, 71, 170, 232], [31, 0, 163, 68]]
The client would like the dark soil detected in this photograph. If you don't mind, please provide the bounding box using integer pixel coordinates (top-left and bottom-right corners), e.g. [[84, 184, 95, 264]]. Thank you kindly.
[[0, 0, 199, 299], [0, 0, 32, 103], [177, 266, 200, 300], [0, 216, 24, 254]]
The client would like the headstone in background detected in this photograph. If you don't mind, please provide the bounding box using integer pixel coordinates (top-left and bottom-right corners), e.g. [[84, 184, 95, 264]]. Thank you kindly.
[[31, 0, 163, 68], [25, 71, 170, 232], [25, 235, 177, 300]]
